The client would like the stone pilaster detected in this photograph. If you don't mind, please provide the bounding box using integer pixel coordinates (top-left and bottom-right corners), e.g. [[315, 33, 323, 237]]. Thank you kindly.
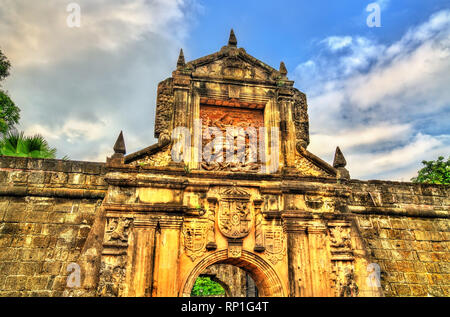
[[307, 224, 332, 297], [152, 216, 183, 297], [277, 88, 296, 168], [97, 216, 133, 297], [253, 199, 265, 252], [125, 218, 158, 297], [206, 197, 218, 250], [283, 219, 312, 297]]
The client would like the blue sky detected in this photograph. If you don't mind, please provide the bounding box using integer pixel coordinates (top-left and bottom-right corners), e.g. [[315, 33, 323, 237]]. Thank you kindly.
[[0, 0, 449, 181]]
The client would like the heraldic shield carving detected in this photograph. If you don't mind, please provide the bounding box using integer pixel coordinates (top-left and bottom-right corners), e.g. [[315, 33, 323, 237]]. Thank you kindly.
[[218, 187, 252, 239], [182, 221, 208, 261], [264, 226, 286, 265]]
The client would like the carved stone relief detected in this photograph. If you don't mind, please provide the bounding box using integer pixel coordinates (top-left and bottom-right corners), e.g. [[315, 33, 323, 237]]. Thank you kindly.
[[329, 226, 351, 250], [182, 220, 208, 262], [97, 258, 127, 297], [200, 105, 263, 172], [264, 226, 286, 265], [294, 153, 331, 177], [218, 187, 252, 239], [335, 265, 359, 297], [104, 217, 132, 246]]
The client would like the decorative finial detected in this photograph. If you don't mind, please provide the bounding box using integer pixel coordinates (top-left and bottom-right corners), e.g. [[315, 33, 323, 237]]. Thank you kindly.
[[279, 61, 288, 76], [333, 146, 347, 168], [113, 131, 126, 156], [228, 29, 237, 47], [177, 48, 185, 68]]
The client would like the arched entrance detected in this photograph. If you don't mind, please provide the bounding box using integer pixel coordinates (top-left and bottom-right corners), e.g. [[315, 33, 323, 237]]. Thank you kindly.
[[196, 264, 258, 297], [180, 250, 285, 297]]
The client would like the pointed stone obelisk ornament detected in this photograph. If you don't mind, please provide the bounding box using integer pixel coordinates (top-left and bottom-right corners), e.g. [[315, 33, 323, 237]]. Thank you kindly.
[[228, 29, 237, 47], [333, 146, 350, 180], [113, 131, 126, 157], [279, 61, 288, 77], [177, 48, 185, 69], [333, 146, 346, 168]]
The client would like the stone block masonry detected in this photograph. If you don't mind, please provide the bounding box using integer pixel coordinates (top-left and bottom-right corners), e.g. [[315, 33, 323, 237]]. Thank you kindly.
[[349, 180, 450, 297], [0, 156, 107, 297]]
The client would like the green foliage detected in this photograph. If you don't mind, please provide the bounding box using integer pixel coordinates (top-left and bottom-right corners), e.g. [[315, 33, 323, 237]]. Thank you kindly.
[[0, 90, 20, 134], [0, 131, 57, 159], [0, 50, 20, 134], [190, 277, 225, 297], [411, 156, 450, 185], [0, 49, 11, 82]]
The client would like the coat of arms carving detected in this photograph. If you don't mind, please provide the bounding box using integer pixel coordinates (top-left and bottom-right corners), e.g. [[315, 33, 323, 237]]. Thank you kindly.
[[264, 226, 286, 264], [182, 221, 208, 261], [218, 187, 252, 239]]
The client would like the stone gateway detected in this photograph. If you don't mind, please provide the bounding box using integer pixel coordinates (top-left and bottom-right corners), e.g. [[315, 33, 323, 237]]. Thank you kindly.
[[0, 30, 449, 297]]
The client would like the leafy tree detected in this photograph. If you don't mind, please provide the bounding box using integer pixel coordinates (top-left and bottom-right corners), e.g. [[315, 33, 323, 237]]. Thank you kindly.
[[0, 49, 20, 134], [0, 131, 57, 159], [411, 156, 450, 185], [0, 49, 11, 81], [191, 277, 225, 297], [0, 90, 20, 134]]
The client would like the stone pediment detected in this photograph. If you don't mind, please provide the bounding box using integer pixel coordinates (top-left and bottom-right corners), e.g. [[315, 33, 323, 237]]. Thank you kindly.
[[187, 47, 281, 82]]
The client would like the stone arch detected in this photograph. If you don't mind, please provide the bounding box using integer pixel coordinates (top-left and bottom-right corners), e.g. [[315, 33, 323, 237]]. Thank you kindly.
[[180, 250, 285, 297]]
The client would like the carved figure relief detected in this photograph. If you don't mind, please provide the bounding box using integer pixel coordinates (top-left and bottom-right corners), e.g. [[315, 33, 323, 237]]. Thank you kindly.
[[105, 217, 132, 244], [182, 221, 208, 261], [264, 226, 286, 265], [200, 105, 263, 172], [329, 226, 351, 249], [218, 187, 252, 239]]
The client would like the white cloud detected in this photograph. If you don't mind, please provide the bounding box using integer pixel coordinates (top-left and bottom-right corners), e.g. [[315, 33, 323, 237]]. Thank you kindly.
[[322, 36, 353, 51], [309, 123, 412, 157], [294, 9, 450, 180], [0, 0, 194, 67], [1, 0, 199, 161]]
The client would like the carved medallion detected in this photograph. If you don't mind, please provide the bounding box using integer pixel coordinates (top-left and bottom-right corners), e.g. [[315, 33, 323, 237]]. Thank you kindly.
[[218, 187, 252, 239], [264, 226, 286, 264], [182, 221, 208, 261]]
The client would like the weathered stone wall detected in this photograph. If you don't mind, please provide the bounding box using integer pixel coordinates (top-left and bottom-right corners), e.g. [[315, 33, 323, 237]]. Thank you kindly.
[[0, 155, 449, 297], [0, 156, 106, 296], [349, 180, 450, 297], [200, 264, 257, 297]]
